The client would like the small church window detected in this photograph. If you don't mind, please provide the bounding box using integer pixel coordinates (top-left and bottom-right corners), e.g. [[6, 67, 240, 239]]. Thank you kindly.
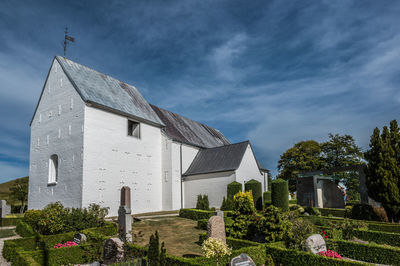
[[127, 120, 140, 138], [48, 154, 58, 185]]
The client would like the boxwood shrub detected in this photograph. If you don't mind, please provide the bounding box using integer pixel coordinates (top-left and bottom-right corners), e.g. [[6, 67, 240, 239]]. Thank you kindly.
[[263, 191, 272, 203], [179, 208, 215, 220], [349, 229, 400, 247], [328, 239, 400, 265], [16, 220, 36, 237], [227, 181, 242, 199], [1, 217, 23, 226], [245, 179, 263, 210], [271, 179, 289, 211], [318, 208, 346, 218]]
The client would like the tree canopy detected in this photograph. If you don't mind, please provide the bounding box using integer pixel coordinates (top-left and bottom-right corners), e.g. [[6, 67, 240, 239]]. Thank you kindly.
[[9, 177, 28, 213], [365, 120, 400, 222]]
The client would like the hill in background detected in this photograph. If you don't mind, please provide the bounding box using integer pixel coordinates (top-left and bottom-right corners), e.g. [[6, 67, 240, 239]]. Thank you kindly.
[[0, 176, 28, 205]]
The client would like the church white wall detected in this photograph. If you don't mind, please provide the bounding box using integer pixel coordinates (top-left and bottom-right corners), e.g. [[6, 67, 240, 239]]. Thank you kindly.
[[183, 171, 235, 209], [82, 106, 163, 216], [235, 144, 265, 192], [28, 59, 85, 210]]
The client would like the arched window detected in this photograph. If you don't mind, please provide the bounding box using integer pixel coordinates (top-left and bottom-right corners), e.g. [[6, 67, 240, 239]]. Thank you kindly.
[[48, 154, 58, 184]]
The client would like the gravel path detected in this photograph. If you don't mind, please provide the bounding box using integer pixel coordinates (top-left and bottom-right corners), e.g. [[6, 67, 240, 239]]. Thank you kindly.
[[0, 227, 21, 266]]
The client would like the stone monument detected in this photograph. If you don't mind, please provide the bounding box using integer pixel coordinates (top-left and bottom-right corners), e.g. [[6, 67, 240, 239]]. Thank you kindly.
[[214, 210, 224, 218], [305, 234, 327, 254], [103, 238, 124, 264], [0, 200, 11, 218], [230, 253, 255, 266], [73, 233, 87, 245], [118, 186, 132, 242], [207, 215, 226, 244]]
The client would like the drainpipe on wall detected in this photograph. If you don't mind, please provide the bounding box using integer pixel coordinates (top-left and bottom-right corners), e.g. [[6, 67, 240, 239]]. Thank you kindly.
[[180, 143, 183, 209], [264, 172, 267, 191]]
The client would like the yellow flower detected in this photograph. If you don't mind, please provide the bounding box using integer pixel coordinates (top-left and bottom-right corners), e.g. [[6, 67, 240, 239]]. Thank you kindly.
[[202, 237, 232, 259]]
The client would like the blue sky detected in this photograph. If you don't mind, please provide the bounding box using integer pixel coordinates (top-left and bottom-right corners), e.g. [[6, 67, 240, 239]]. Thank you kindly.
[[0, 0, 399, 183]]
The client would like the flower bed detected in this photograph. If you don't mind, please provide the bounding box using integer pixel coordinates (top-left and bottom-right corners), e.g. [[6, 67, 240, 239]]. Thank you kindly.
[[53, 241, 77, 248], [319, 250, 342, 259]]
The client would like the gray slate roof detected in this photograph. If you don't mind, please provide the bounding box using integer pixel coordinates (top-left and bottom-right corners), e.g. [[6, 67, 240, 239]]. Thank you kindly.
[[150, 104, 231, 148], [183, 141, 249, 176], [56, 56, 164, 126]]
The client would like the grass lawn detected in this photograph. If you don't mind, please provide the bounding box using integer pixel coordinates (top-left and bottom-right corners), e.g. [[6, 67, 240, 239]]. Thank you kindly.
[[131, 216, 205, 257], [0, 229, 15, 238]]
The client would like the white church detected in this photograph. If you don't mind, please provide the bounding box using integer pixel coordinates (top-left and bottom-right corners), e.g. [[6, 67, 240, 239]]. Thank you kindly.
[[28, 56, 268, 216]]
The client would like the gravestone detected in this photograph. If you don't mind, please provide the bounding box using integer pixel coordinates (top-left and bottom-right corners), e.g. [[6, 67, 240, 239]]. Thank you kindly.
[[305, 234, 327, 254], [0, 200, 11, 218], [207, 215, 226, 244], [214, 210, 224, 218], [118, 186, 132, 242], [230, 253, 256, 266], [73, 233, 87, 245], [103, 238, 124, 264]]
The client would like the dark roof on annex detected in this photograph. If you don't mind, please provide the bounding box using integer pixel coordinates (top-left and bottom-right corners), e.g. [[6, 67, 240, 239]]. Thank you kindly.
[[38, 56, 230, 148], [183, 141, 250, 176]]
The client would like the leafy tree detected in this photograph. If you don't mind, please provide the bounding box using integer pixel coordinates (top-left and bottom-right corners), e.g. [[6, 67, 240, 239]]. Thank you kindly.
[[321, 134, 363, 200], [277, 140, 324, 192], [9, 177, 28, 213], [365, 120, 400, 222]]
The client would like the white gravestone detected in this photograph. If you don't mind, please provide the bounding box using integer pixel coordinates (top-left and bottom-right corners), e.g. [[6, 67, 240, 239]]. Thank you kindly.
[[305, 234, 327, 254], [230, 253, 256, 266]]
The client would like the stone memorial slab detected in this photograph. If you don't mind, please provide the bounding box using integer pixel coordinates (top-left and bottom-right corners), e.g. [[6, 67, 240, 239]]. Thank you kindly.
[[207, 215, 226, 244], [214, 210, 224, 218], [120, 186, 131, 208], [118, 186, 132, 242], [73, 233, 87, 244], [103, 238, 124, 264], [305, 234, 327, 254], [0, 200, 11, 218], [230, 253, 256, 266]]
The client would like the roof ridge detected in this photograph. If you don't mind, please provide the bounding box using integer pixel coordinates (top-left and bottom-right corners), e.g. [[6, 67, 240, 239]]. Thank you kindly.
[[201, 140, 249, 150]]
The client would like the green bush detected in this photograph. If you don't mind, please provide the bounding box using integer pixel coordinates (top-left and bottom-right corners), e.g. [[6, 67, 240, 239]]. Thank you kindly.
[[328, 239, 400, 265], [12, 249, 43, 266], [318, 208, 346, 218], [304, 206, 321, 216], [1, 217, 23, 226], [263, 191, 271, 204], [196, 194, 210, 210], [271, 179, 289, 211], [284, 218, 315, 250], [245, 179, 263, 210], [2, 237, 37, 262], [16, 220, 36, 237], [179, 209, 215, 220], [349, 229, 400, 247], [23, 202, 109, 235], [261, 205, 292, 243], [351, 204, 378, 221], [289, 199, 297, 204], [227, 181, 242, 199], [233, 191, 255, 215], [265, 243, 367, 265], [220, 197, 234, 211]]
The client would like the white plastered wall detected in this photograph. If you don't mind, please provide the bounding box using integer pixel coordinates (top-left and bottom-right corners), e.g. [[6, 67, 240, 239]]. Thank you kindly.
[[28, 59, 85, 210], [235, 144, 265, 191], [183, 171, 235, 208], [82, 106, 163, 216]]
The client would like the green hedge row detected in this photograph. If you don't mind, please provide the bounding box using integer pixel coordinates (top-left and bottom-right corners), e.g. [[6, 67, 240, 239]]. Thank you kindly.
[[317, 208, 347, 218], [289, 199, 297, 204], [3, 237, 37, 262], [349, 229, 400, 247], [179, 209, 215, 220], [265, 243, 367, 265], [47, 242, 104, 265], [328, 239, 400, 265], [15, 220, 36, 237], [303, 215, 400, 233], [13, 249, 43, 266], [0, 217, 23, 226]]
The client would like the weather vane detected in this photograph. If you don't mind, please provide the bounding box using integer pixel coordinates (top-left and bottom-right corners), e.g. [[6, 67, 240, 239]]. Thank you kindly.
[[63, 27, 75, 57]]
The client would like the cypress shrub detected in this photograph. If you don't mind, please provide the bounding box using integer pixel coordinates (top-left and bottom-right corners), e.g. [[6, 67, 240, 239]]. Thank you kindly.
[[271, 179, 289, 211], [220, 197, 234, 211], [196, 195, 210, 210], [263, 191, 272, 203], [245, 179, 262, 210], [227, 181, 242, 199]]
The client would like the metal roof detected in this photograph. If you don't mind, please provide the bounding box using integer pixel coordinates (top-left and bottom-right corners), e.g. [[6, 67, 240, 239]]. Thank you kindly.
[[183, 141, 249, 176], [150, 104, 231, 148], [56, 56, 164, 126]]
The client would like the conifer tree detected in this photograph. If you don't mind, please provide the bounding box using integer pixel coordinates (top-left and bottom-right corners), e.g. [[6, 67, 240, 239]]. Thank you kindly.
[[365, 120, 400, 222]]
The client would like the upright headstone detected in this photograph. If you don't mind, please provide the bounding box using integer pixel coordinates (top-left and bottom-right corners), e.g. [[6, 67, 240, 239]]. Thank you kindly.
[[305, 234, 327, 254], [207, 215, 226, 244], [103, 238, 124, 264], [214, 210, 224, 218], [118, 186, 132, 242], [230, 253, 256, 266], [0, 200, 11, 218]]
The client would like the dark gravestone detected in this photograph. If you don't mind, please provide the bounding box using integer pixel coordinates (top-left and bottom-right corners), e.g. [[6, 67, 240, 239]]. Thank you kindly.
[[230, 253, 255, 266], [103, 238, 124, 264], [118, 186, 132, 242], [73, 233, 87, 244], [121, 186, 131, 208]]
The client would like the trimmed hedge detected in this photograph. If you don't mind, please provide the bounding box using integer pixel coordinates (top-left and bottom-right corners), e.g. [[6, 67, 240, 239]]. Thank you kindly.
[[3, 237, 37, 262], [265, 243, 367, 265], [179, 208, 215, 220], [328, 239, 400, 265], [16, 220, 36, 237], [350, 229, 400, 247], [271, 179, 289, 211], [47, 242, 104, 265], [13, 249, 43, 266], [318, 208, 347, 218], [227, 181, 242, 199], [263, 191, 271, 203], [0, 217, 23, 226], [245, 179, 263, 210], [289, 199, 297, 204]]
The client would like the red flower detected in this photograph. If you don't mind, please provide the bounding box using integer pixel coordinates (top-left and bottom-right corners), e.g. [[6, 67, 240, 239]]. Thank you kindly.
[[324, 235, 328, 239]]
